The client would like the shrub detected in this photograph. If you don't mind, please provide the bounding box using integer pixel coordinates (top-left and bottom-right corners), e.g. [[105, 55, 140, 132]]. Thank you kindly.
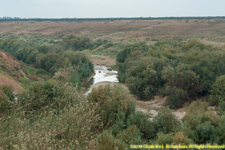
[[176, 70, 202, 98], [0, 90, 10, 114], [172, 132, 192, 145], [154, 133, 173, 146], [217, 101, 225, 115], [53, 66, 81, 87], [64, 35, 93, 50], [194, 122, 218, 144], [209, 75, 225, 106], [125, 58, 159, 100], [18, 80, 81, 112], [97, 131, 127, 150], [28, 75, 39, 81], [0, 85, 14, 102], [153, 108, 181, 134], [87, 85, 136, 128], [155, 132, 193, 146], [0, 101, 102, 150], [166, 87, 187, 109], [217, 115, 225, 144], [182, 101, 220, 144], [127, 112, 155, 140], [116, 125, 143, 145]]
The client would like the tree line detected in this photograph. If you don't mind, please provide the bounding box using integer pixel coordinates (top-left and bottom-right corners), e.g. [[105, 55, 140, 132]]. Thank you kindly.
[[0, 16, 225, 22]]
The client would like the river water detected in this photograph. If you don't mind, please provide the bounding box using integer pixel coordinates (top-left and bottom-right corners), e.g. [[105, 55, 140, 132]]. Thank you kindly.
[[85, 66, 119, 95]]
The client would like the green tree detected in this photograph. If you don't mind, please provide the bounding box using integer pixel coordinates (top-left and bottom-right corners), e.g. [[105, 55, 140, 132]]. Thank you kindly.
[[209, 75, 225, 106], [87, 85, 136, 128]]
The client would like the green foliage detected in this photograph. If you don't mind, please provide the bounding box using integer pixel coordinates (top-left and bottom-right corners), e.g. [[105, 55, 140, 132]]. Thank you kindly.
[[117, 40, 225, 108], [0, 38, 94, 84], [0, 85, 14, 114], [194, 122, 218, 144], [64, 35, 93, 50], [125, 58, 160, 100], [112, 111, 154, 141], [18, 80, 78, 111], [217, 115, 225, 144], [0, 100, 102, 150], [182, 101, 223, 144], [209, 75, 225, 106], [0, 90, 10, 114], [40, 53, 60, 72], [155, 132, 192, 146], [116, 125, 143, 145], [0, 85, 14, 102], [165, 87, 187, 109], [126, 112, 155, 140], [116, 42, 148, 63], [97, 131, 127, 150], [154, 133, 173, 145], [217, 101, 225, 115], [53, 66, 81, 87], [172, 132, 192, 145], [87, 85, 136, 128], [153, 108, 181, 134]]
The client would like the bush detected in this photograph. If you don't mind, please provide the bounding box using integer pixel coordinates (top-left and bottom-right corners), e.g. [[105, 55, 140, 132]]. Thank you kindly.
[[0, 101, 102, 150], [217, 115, 225, 144], [28, 75, 39, 81], [127, 112, 155, 140], [154, 133, 173, 146], [0, 90, 10, 114], [209, 75, 225, 106], [182, 101, 221, 144], [153, 108, 181, 134], [217, 101, 225, 115], [125, 58, 159, 100], [18, 80, 81, 112], [194, 122, 218, 144], [172, 132, 192, 145], [97, 131, 127, 150], [64, 35, 93, 50], [166, 87, 187, 109], [0, 85, 14, 102], [116, 125, 142, 145], [53, 66, 81, 87], [87, 85, 136, 128]]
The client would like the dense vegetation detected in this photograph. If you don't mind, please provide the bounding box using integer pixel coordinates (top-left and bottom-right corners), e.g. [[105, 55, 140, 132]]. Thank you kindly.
[[0, 35, 224, 149], [0, 36, 99, 86], [117, 40, 225, 108], [0, 83, 224, 149]]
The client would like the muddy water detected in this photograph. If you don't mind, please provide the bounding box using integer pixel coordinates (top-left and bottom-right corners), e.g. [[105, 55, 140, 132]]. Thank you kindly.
[[85, 66, 119, 95]]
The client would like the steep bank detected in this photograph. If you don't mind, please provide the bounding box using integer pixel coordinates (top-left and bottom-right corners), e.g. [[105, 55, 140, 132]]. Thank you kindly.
[[0, 50, 25, 93]]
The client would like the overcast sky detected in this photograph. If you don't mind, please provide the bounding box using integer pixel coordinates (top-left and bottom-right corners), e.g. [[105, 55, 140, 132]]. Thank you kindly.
[[0, 0, 225, 18]]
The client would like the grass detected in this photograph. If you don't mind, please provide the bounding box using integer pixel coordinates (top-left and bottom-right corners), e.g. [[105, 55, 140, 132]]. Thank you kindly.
[[20, 77, 34, 89]]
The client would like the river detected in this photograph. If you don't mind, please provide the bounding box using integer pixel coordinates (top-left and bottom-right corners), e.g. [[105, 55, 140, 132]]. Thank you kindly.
[[85, 65, 119, 95]]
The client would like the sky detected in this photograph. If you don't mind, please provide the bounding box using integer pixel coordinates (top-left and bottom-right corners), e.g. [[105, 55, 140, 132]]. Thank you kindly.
[[0, 0, 225, 18]]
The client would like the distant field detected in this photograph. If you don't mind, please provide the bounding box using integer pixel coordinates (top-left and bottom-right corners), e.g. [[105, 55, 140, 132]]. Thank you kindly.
[[1, 19, 225, 44]]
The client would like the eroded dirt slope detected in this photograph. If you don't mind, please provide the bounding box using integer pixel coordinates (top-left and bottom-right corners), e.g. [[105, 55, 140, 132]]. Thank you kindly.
[[0, 50, 25, 93]]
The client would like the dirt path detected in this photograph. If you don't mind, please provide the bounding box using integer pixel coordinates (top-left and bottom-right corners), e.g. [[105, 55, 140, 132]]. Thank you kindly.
[[136, 96, 186, 120]]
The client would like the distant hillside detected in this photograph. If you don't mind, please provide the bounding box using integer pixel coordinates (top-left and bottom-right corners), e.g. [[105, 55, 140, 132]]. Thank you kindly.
[[0, 16, 225, 22]]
